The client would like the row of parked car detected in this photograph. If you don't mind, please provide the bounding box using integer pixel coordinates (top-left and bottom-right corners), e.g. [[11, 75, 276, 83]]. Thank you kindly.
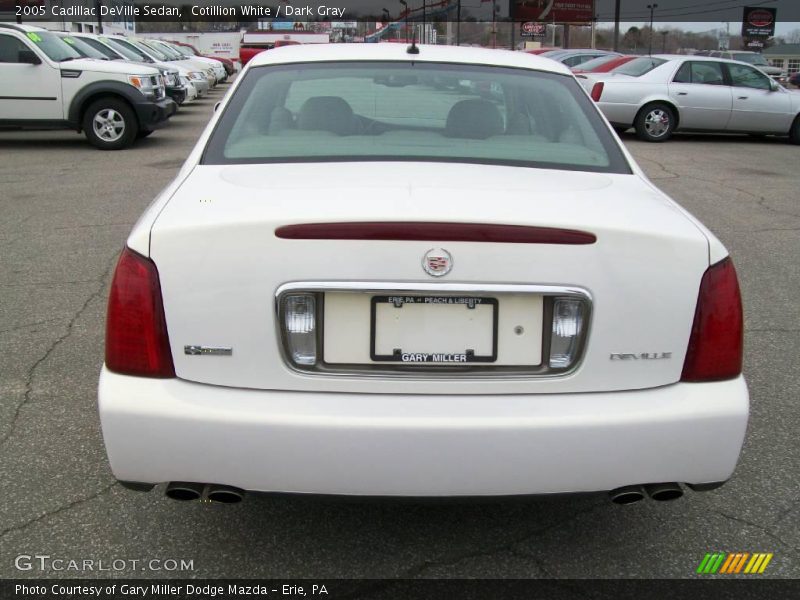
[[527, 47, 800, 143], [0, 24, 233, 149]]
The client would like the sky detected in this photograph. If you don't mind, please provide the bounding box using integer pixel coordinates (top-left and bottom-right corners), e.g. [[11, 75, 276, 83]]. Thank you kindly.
[[599, 21, 800, 36]]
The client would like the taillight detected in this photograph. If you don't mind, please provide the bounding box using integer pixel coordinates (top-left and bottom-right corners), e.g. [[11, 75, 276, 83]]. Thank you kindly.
[[681, 257, 743, 382], [590, 81, 604, 102], [105, 247, 175, 378]]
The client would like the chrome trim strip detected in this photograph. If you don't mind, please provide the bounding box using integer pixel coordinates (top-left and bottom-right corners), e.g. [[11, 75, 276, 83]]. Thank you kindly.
[[276, 281, 592, 298], [274, 282, 592, 380]]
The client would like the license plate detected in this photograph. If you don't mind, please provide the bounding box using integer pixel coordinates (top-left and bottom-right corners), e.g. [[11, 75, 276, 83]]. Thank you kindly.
[[370, 295, 498, 363]]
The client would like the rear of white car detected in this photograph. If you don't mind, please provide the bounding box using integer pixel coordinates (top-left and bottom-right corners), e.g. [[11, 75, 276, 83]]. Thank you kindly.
[[99, 45, 748, 503]]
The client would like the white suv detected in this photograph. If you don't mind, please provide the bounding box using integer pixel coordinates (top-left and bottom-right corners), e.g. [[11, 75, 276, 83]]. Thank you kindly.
[[0, 24, 176, 149]]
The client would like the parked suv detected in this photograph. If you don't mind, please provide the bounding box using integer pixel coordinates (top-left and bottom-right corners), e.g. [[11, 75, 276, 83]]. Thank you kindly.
[[0, 24, 175, 149], [99, 34, 211, 98], [66, 32, 190, 106]]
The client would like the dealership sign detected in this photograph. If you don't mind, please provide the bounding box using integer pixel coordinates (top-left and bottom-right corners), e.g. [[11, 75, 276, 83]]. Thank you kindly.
[[514, 0, 594, 24], [741, 6, 776, 38], [520, 22, 546, 38]]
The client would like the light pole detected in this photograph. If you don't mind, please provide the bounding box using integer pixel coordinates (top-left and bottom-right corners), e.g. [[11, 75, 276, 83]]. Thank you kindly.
[[492, 0, 497, 49], [660, 30, 668, 53], [647, 3, 658, 56], [399, 0, 408, 42], [422, 1, 426, 44], [457, 0, 461, 46], [382, 8, 391, 38]]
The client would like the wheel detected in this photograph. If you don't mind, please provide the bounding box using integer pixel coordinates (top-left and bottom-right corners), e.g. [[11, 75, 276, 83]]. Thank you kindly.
[[789, 116, 800, 145], [137, 129, 154, 139], [634, 103, 676, 142], [82, 98, 138, 150]]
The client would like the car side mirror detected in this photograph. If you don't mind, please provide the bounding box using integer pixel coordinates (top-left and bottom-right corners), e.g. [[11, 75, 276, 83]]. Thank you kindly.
[[18, 49, 41, 65], [769, 80, 779, 92]]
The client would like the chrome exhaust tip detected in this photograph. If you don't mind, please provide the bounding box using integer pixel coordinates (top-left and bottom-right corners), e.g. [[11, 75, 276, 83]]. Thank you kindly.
[[206, 484, 245, 504], [609, 485, 646, 505], [644, 482, 683, 501], [165, 481, 204, 501]]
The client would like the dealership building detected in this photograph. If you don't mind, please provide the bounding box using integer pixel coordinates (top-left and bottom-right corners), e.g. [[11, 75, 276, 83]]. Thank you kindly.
[[764, 44, 800, 75]]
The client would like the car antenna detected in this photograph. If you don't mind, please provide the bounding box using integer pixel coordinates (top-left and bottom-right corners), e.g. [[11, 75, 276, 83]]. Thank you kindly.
[[407, 24, 419, 55]]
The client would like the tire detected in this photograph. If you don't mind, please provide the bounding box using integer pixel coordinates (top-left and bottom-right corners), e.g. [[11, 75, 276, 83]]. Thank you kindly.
[[137, 129, 154, 139], [82, 97, 138, 150], [789, 116, 800, 145], [634, 103, 676, 143]]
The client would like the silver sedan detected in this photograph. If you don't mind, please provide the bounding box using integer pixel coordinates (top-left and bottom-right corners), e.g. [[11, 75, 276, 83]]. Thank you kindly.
[[580, 55, 800, 143]]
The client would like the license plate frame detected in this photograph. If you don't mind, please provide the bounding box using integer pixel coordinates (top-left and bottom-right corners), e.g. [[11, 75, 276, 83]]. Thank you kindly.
[[369, 295, 498, 364]]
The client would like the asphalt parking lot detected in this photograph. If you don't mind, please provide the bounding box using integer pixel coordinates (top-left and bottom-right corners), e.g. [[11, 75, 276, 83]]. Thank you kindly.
[[1, 83, 798, 580]]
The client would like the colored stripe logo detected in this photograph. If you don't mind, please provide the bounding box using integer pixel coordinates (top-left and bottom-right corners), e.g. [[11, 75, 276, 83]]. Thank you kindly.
[[697, 552, 773, 574]]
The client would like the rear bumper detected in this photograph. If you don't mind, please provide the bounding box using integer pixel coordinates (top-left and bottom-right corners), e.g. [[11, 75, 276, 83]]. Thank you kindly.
[[98, 369, 748, 496], [597, 101, 640, 127]]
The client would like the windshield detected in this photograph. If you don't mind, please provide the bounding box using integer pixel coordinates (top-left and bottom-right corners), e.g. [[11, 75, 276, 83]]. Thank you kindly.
[[77, 36, 121, 59], [611, 57, 666, 76], [203, 62, 629, 174], [57, 35, 108, 60], [131, 39, 169, 61], [103, 37, 149, 61], [732, 53, 768, 66], [147, 41, 181, 59], [23, 30, 81, 62]]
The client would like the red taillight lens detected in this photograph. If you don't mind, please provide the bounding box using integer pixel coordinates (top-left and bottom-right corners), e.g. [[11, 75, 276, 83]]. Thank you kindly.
[[590, 81, 604, 102], [105, 247, 175, 378], [681, 257, 743, 382]]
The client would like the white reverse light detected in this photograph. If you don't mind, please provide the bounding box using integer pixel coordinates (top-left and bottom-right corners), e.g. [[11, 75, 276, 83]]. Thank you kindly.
[[284, 295, 317, 365], [550, 298, 585, 370]]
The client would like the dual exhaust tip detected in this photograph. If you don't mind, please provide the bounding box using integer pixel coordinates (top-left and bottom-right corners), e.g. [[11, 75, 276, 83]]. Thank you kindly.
[[609, 482, 684, 505], [165, 482, 244, 504], [165, 481, 686, 505]]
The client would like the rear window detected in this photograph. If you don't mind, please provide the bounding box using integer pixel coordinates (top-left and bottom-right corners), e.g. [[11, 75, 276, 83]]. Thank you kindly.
[[203, 61, 629, 174], [573, 55, 619, 71], [612, 57, 666, 77]]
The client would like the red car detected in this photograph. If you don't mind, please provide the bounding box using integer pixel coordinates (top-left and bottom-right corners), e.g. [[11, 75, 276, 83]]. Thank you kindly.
[[524, 48, 557, 55], [572, 55, 637, 74]]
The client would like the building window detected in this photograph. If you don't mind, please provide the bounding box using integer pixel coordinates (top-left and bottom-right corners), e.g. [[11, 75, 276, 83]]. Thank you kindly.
[[788, 59, 800, 74], [769, 58, 784, 69]]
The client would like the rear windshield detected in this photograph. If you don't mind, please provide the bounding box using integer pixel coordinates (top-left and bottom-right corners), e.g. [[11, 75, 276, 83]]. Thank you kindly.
[[612, 57, 666, 76], [573, 55, 619, 71], [203, 62, 629, 174]]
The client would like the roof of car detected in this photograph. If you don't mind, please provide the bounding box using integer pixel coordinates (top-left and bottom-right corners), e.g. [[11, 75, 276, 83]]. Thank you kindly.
[[651, 54, 766, 65], [0, 23, 46, 33], [247, 43, 573, 75]]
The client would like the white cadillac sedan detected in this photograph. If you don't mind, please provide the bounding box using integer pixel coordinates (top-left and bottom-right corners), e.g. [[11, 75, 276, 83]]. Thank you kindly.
[[580, 55, 800, 142], [99, 44, 748, 505]]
